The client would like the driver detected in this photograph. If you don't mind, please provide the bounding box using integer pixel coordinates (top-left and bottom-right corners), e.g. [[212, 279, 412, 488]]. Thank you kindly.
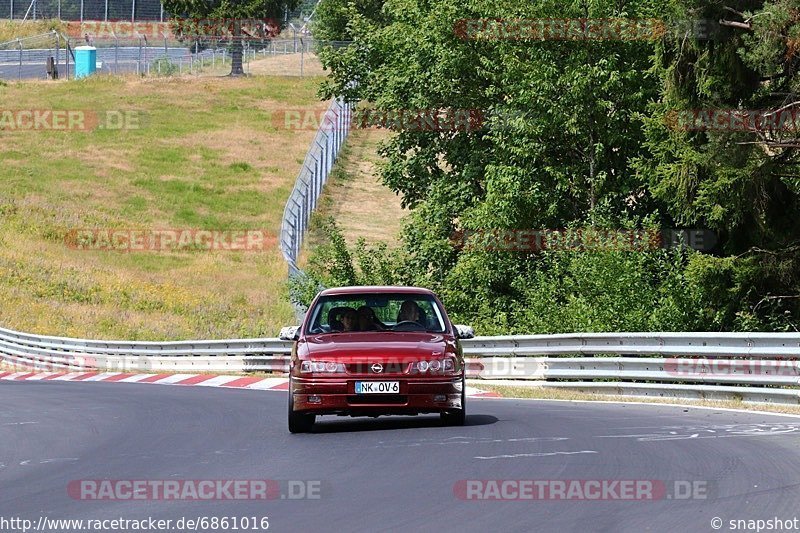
[[397, 300, 423, 323]]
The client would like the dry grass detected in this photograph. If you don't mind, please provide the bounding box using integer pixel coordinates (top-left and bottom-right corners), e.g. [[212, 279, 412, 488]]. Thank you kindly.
[[0, 20, 66, 43], [246, 52, 325, 77], [304, 127, 407, 250], [476, 383, 800, 416], [0, 73, 326, 340], [195, 52, 325, 78]]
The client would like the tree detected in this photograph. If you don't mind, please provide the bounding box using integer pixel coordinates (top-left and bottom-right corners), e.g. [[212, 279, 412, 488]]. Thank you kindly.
[[638, 0, 800, 328], [162, 0, 297, 76], [310, 0, 800, 332]]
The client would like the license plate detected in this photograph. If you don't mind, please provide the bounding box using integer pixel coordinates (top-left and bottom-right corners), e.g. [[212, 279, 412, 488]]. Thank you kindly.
[[355, 381, 400, 394]]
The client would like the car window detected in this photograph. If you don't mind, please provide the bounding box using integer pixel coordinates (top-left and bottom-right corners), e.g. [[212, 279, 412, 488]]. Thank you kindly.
[[306, 293, 446, 334]]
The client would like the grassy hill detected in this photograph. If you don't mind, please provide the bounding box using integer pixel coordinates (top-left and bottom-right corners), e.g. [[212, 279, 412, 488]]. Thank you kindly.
[[0, 74, 328, 340], [304, 128, 406, 253]]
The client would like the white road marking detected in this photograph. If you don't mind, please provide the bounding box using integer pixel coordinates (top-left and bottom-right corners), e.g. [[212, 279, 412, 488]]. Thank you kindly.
[[118, 374, 157, 383], [245, 378, 288, 389], [83, 373, 122, 382], [379, 436, 570, 448], [597, 423, 800, 441], [194, 375, 242, 387], [475, 450, 598, 460], [146, 374, 196, 385]]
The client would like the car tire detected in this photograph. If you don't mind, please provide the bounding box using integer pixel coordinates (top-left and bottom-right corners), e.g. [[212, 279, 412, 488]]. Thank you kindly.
[[441, 377, 466, 426], [288, 389, 315, 434]]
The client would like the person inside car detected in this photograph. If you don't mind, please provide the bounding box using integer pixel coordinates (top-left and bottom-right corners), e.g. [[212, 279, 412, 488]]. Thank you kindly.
[[327, 307, 345, 332], [397, 300, 423, 324], [357, 306, 386, 331], [340, 308, 359, 332]]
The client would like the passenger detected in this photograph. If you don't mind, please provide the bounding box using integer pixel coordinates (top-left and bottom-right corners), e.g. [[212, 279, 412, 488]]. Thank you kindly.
[[397, 300, 423, 323], [357, 306, 385, 331], [340, 308, 359, 332], [327, 307, 345, 331]]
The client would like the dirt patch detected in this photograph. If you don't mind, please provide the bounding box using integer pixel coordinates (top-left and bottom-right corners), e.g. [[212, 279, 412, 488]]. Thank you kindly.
[[245, 52, 325, 77], [311, 128, 407, 246]]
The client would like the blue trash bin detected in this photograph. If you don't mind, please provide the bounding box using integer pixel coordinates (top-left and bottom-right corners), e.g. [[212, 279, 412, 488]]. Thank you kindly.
[[75, 46, 97, 79]]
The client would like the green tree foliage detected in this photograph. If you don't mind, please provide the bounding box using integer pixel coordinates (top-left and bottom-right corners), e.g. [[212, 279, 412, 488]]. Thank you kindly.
[[305, 0, 800, 332], [162, 0, 296, 75], [638, 0, 800, 329]]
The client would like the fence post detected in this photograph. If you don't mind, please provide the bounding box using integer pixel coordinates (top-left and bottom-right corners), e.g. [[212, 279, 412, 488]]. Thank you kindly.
[[55, 31, 60, 80], [17, 38, 22, 81]]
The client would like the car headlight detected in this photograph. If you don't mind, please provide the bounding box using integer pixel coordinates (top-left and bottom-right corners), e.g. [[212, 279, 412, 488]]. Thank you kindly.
[[411, 358, 456, 374], [300, 360, 346, 373]]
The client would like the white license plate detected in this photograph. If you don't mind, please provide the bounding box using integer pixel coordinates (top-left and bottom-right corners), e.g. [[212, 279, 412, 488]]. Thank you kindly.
[[355, 381, 400, 394]]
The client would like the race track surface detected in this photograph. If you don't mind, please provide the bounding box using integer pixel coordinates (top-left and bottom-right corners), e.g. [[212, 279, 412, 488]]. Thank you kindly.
[[2, 381, 799, 532]]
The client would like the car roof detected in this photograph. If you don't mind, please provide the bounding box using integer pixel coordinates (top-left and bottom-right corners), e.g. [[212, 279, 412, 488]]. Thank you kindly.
[[318, 286, 436, 297]]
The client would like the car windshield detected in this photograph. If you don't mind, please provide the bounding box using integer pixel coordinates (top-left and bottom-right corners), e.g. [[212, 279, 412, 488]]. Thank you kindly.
[[306, 293, 447, 334]]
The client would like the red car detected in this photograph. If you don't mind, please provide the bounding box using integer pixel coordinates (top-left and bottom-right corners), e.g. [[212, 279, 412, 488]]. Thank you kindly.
[[280, 286, 474, 433]]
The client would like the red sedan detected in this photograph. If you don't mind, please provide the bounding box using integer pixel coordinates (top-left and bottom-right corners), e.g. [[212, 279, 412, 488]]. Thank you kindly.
[[280, 286, 474, 433]]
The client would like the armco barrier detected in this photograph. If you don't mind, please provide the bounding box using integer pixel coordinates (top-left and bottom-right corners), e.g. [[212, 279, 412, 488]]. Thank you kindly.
[[1, 326, 799, 404]]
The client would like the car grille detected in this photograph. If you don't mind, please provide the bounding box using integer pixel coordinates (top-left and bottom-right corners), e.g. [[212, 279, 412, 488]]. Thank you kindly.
[[346, 363, 409, 375], [347, 395, 408, 405]]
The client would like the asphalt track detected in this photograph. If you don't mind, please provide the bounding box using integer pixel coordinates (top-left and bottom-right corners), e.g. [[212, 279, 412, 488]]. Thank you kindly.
[[2, 380, 800, 532]]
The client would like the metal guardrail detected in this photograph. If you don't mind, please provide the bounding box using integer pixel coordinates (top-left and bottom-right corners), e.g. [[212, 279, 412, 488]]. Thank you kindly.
[[2, 326, 799, 403], [0, 326, 293, 372]]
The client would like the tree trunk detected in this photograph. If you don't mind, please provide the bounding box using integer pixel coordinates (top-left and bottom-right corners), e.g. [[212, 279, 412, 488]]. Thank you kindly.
[[230, 20, 245, 76]]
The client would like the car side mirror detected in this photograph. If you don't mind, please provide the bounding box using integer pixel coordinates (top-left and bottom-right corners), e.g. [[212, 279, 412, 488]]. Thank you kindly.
[[279, 326, 300, 341], [454, 324, 475, 339]]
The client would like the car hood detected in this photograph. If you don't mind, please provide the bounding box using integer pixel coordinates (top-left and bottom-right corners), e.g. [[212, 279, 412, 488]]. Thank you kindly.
[[300, 332, 453, 361]]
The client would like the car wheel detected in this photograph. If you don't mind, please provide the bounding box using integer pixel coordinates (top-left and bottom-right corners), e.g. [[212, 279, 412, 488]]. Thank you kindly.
[[288, 389, 315, 434], [441, 377, 466, 426]]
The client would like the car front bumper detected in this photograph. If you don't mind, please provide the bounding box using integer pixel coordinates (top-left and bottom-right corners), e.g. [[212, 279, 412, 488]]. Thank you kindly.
[[290, 376, 464, 415]]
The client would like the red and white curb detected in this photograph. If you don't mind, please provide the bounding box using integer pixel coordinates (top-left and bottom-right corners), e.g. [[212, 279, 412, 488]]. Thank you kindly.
[[0, 370, 501, 397]]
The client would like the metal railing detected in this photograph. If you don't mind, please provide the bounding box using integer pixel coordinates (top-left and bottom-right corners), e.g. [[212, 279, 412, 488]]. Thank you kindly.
[[279, 96, 353, 279], [2, 326, 799, 404], [0, 326, 292, 372]]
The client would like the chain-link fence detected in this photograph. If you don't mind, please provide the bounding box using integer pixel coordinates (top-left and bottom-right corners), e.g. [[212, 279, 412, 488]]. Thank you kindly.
[[0, 34, 348, 79], [281, 97, 353, 279], [0, 0, 317, 22], [0, 0, 163, 21]]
